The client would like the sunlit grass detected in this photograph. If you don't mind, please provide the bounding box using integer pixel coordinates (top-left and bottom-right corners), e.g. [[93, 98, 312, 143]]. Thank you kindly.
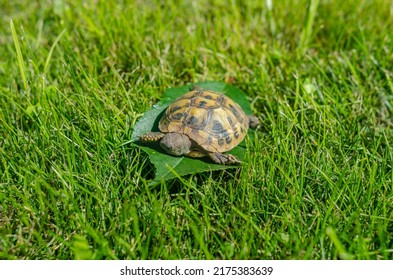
[[0, 0, 392, 259]]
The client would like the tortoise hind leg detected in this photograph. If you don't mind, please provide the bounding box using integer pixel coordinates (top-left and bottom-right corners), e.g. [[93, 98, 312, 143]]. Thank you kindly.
[[208, 152, 240, 165], [191, 85, 204, 92], [139, 132, 165, 143], [248, 115, 260, 129]]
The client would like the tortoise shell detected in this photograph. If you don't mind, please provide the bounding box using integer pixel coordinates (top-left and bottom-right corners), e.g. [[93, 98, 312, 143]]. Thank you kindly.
[[158, 89, 249, 153]]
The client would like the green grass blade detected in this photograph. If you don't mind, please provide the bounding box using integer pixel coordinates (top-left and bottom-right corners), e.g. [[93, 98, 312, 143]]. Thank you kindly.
[[298, 0, 320, 54], [10, 19, 29, 94], [44, 29, 67, 74]]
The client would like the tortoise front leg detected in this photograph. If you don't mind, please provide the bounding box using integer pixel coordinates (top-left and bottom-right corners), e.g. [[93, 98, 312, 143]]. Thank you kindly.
[[139, 132, 165, 143], [208, 152, 241, 165]]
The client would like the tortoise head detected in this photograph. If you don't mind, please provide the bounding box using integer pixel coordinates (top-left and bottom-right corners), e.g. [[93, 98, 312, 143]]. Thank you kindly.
[[160, 132, 192, 156]]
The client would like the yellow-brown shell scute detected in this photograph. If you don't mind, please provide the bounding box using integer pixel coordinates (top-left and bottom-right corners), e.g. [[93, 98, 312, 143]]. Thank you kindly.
[[159, 89, 249, 153]]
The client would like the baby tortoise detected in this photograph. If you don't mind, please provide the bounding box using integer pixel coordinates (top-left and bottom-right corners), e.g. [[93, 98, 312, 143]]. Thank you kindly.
[[139, 87, 259, 165]]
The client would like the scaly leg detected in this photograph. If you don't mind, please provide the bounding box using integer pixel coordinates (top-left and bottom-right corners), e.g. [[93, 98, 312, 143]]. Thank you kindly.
[[248, 115, 260, 129], [208, 152, 240, 165], [139, 132, 165, 143]]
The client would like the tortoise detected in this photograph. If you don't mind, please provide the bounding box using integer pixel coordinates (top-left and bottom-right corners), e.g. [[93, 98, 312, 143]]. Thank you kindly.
[[139, 87, 259, 165]]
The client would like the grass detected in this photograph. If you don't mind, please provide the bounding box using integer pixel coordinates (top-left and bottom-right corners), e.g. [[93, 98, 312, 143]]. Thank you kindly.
[[0, 0, 392, 259]]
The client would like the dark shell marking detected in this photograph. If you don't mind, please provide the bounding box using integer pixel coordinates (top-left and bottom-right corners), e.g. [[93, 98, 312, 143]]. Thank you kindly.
[[211, 120, 226, 134], [198, 100, 207, 108], [158, 89, 249, 153]]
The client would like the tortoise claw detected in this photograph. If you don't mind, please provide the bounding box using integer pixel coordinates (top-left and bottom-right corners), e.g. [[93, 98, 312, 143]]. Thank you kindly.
[[209, 152, 241, 165]]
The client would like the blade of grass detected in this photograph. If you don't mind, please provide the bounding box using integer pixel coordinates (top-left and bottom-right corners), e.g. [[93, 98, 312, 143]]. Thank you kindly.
[[298, 0, 320, 54], [266, 0, 276, 35], [10, 19, 29, 94], [326, 227, 354, 260], [44, 29, 67, 75]]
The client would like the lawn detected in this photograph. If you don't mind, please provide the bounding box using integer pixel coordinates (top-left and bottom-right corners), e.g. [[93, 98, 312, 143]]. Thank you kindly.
[[0, 0, 392, 259]]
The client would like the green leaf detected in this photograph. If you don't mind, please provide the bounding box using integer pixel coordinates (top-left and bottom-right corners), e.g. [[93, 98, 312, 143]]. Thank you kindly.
[[131, 81, 254, 185]]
